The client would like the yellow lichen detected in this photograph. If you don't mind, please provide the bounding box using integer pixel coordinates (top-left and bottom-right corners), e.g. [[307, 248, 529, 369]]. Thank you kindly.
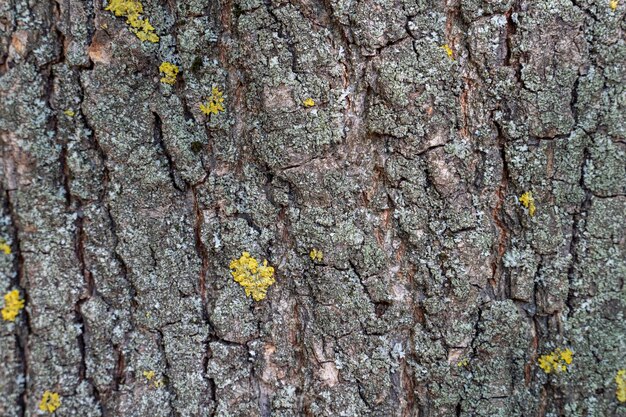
[[63, 109, 75, 117], [560, 348, 573, 365], [519, 191, 536, 217], [104, 0, 159, 43], [1, 290, 25, 322], [610, 0, 619, 10], [0, 239, 11, 255], [441, 44, 454, 59], [143, 370, 165, 388], [616, 369, 626, 403], [159, 62, 179, 85], [309, 248, 323, 262], [200, 87, 226, 116], [229, 252, 275, 301], [303, 98, 315, 107], [457, 358, 469, 367], [538, 348, 573, 374], [38, 391, 61, 413]]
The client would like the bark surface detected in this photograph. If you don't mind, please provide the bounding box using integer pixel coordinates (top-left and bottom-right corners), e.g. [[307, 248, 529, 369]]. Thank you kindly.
[[0, 0, 625, 416]]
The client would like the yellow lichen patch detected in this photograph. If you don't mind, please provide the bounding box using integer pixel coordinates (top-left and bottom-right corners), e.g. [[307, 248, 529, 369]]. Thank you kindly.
[[309, 248, 323, 262], [143, 370, 165, 388], [519, 191, 536, 217], [38, 391, 61, 413], [538, 348, 573, 374], [0, 239, 11, 255], [229, 252, 275, 301], [560, 348, 573, 365], [441, 44, 454, 59], [104, 0, 159, 43], [456, 358, 469, 367], [610, 0, 619, 10], [616, 369, 626, 403], [159, 62, 179, 85], [303, 98, 315, 107], [1, 290, 24, 322], [200, 87, 226, 116], [63, 109, 75, 117]]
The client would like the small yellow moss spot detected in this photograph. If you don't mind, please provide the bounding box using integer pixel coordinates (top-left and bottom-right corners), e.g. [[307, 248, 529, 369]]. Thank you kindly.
[[200, 87, 226, 116], [38, 391, 61, 413], [519, 191, 536, 217], [1, 290, 25, 322], [229, 252, 275, 301], [63, 109, 75, 117], [0, 239, 11, 255], [441, 44, 454, 59], [159, 62, 179, 85], [610, 0, 619, 10], [309, 248, 323, 262], [538, 348, 573, 374], [616, 369, 626, 403], [143, 370, 155, 381], [153, 378, 165, 388], [303, 98, 315, 107], [104, 0, 159, 43]]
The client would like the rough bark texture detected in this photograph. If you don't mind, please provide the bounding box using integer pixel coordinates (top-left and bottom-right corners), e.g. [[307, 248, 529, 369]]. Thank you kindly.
[[0, 0, 625, 416]]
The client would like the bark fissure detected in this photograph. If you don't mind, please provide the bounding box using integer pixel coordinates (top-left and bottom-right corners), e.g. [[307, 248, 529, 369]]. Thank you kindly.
[[565, 146, 592, 317]]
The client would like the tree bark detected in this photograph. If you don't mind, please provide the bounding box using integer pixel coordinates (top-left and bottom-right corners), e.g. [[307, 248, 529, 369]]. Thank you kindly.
[[1, 0, 624, 416]]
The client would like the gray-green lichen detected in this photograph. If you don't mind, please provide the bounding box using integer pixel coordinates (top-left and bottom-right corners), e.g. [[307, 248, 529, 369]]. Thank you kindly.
[[0, 0, 624, 415]]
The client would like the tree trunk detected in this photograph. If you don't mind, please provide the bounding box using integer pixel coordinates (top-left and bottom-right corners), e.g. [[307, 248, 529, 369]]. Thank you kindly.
[[1, 0, 624, 415]]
